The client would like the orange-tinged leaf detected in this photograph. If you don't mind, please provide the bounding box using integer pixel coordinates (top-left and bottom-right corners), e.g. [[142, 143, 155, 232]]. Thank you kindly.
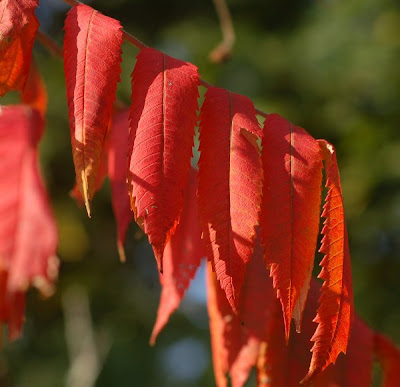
[[0, 14, 38, 96], [375, 333, 400, 387], [20, 59, 47, 118], [313, 316, 373, 387], [0, 105, 58, 340], [239, 230, 276, 341], [302, 140, 354, 383], [256, 279, 371, 386], [261, 113, 322, 339], [150, 167, 205, 344], [0, 0, 37, 54], [64, 4, 123, 216], [128, 47, 200, 272], [108, 108, 133, 262], [198, 86, 262, 313]]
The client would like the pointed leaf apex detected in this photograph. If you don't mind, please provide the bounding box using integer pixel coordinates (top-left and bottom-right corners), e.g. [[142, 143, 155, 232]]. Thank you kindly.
[[300, 369, 317, 385], [117, 241, 126, 263], [229, 298, 239, 316], [81, 171, 91, 218], [84, 198, 91, 218], [149, 324, 161, 346], [152, 244, 164, 273], [284, 316, 291, 344]]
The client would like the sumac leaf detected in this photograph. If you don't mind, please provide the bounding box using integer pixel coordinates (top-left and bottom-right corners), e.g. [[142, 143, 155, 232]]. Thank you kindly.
[[261, 113, 322, 339], [208, 232, 276, 387], [199, 87, 262, 312], [108, 108, 133, 261], [128, 47, 200, 272], [313, 316, 373, 387], [150, 167, 205, 344], [302, 140, 354, 383], [64, 3, 123, 215], [0, 105, 58, 340]]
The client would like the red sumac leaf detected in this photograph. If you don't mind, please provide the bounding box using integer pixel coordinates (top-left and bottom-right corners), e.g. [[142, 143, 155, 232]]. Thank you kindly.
[[207, 262, 239, 387], [108, 108, 133, 261], [64, 3, 123, 216], [198, 87, 262, 313], [0, 105, 58, 340], [150, 167, 205, 344], [261, 113, 322, 339], [208, 232, 276, 387], [128, 47, 200, 272], [302, 140, 354, 383]]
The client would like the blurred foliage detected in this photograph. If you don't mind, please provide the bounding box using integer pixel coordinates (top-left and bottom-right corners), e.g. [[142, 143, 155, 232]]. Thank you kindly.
[[1, 0, 400, 386]]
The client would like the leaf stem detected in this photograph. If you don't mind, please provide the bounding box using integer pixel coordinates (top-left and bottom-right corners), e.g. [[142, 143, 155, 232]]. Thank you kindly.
[[57, 0, 269, 118], [36, 30, 63, 57]]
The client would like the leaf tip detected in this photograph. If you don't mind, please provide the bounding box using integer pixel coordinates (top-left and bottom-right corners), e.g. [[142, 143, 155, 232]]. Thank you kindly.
[[282, 311, 291, 344], [300, 370, 317, 385], [81, 170, 91, 217], [84, 198, 91, 218], [149, 332, 157, 346], [152, 244, 164, 274], [117, 241, 126, 263]]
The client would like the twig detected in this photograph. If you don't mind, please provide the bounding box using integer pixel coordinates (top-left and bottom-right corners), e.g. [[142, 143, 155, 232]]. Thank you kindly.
[[209, 0, 235, 63]]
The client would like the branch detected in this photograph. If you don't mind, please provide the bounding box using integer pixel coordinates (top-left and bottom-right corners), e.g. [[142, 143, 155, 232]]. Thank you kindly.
[[50, 0, 269, 119], [209, 0, 235, 63]]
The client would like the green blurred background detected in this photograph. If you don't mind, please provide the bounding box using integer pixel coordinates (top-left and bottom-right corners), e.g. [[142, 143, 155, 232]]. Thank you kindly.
[[1, 0, 400, 385]]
